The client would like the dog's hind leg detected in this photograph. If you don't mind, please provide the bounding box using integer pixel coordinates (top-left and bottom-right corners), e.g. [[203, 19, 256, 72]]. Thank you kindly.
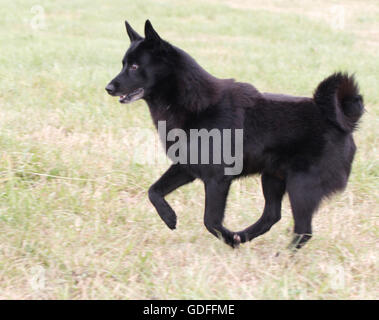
[[237, 173, 286, 243], [203, 178, 241, 248], [286, 172, 323, 250], [149, 164, 195, 230]]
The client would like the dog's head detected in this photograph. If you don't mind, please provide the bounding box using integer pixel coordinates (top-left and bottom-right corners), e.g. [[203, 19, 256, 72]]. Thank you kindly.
[[105, 20, 174, 104]]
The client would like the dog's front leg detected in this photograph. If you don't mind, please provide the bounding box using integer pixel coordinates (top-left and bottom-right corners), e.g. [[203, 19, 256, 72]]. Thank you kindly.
[[148, 164, 195, 229], [204, 179, 241, 248]]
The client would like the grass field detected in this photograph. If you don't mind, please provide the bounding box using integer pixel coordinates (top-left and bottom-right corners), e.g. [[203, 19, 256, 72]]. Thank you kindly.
[[0, 0, 378, 299]]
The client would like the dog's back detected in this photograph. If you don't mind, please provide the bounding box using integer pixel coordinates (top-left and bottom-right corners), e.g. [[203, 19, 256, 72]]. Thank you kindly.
[[237, 74, 362, 187]]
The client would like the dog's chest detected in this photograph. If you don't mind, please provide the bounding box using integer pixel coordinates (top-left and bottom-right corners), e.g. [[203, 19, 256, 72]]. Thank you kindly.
[[148, 103, 185, 130]]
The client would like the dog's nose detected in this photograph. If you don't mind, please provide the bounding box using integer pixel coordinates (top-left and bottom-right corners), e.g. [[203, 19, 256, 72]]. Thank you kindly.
[[105, 83, 116, 95]]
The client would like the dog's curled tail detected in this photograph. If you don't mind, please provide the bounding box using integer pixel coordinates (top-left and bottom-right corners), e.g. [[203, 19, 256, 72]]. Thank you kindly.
[[314, 72, 364, 132]]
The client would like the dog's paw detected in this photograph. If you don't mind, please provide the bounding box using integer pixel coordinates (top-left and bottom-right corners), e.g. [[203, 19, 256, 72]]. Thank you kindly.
[[215, 230, 241, 248], [233, 234, 241, 248], [224, 233, 241, 249], [165, 217, 176, 230], [161, 214, 176, 230]]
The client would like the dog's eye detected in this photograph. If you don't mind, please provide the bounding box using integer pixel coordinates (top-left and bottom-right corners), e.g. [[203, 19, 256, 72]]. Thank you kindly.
[[129, 64, 139, 70]]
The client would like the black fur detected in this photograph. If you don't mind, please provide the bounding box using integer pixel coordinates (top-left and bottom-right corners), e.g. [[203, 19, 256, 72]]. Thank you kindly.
[[106, 20, 364, 250]]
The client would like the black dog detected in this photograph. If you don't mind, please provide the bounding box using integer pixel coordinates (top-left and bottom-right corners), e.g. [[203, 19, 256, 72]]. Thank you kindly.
[[106, 20, 364, 250]]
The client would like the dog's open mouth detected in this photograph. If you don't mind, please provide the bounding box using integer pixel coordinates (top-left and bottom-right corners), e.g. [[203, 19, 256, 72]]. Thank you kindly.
[[119, 88, 144, 104]]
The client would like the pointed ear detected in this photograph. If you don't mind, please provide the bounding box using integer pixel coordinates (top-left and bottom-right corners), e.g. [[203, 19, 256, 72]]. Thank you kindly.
[[125, 21, 142, 42], [144, 20, 161, 42]]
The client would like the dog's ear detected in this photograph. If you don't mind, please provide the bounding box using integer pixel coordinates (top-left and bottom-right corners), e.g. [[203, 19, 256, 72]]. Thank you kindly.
[[144, 20, 161, 42], [125, 21, 142, 42]]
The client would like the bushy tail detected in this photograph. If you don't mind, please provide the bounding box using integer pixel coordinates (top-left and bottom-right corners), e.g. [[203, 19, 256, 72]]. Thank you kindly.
[[314, 72, 364, 132]]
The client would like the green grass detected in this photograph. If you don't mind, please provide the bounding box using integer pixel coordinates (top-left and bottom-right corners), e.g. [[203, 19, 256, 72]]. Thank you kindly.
[[0, 0, 378, 299]]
